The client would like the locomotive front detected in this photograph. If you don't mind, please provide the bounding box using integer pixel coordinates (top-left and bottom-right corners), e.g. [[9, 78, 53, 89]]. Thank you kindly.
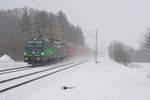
[[24, 37, 48, 65]]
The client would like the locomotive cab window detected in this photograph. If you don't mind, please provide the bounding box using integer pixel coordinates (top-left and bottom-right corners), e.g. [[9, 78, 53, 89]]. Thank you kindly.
[[25, 39, 43, 50]]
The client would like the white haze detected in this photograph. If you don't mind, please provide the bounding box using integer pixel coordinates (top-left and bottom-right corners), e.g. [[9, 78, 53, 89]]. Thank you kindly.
[[1, 0, 150, 50]]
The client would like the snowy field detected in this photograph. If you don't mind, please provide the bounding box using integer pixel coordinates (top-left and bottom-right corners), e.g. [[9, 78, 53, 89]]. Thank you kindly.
[[25, 58, 150, 100], [0, 55, 150, 100]]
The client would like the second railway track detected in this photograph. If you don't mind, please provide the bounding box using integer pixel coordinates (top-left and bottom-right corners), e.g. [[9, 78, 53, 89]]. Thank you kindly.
[[0, 65, 36, 75]]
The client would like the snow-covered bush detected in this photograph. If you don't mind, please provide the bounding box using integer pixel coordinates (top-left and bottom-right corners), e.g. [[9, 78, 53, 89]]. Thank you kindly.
[[108, 41, 132, 65]]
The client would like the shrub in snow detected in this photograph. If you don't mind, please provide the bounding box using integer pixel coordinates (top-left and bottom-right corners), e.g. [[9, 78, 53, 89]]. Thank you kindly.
[[108, 41, 132, 65]]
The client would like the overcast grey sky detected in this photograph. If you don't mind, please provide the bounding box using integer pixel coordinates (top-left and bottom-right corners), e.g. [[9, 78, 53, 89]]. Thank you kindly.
[[1, 0, 150, 49]]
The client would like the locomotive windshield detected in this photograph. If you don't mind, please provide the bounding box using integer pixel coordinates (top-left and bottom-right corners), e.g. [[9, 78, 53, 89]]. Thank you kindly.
[[25, 40, 43, 49]]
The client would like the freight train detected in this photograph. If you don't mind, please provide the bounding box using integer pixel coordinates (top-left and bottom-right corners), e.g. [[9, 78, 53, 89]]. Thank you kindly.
[[24, 36, 79, 65]]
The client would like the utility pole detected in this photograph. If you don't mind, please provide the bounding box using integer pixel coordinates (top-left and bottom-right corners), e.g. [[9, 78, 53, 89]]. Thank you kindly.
[[85, 29, 100, 63], [95, 29, 98, 63], [95, 29, 101, 63]]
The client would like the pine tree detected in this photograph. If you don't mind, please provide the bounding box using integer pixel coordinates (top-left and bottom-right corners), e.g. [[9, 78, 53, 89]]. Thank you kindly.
[[20, 8, 32, 33]]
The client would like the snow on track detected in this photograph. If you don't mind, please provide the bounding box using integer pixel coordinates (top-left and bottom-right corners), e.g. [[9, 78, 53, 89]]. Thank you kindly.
[[0, 58, 83, 83], [0, 59, 85, 92], [0, 57, 88, 100]]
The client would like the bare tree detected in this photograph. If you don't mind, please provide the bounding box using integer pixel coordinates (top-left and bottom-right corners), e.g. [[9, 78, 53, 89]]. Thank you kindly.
[[141, 28, 150, 52]]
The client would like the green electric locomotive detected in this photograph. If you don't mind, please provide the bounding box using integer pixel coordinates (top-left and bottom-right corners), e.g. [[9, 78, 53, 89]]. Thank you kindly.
[[24, 37, 67, 65]]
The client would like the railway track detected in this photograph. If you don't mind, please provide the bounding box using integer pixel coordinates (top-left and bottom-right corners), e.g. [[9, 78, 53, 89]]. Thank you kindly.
[[0, 65, 35, 75], [0, 60, 72, 75], [0, 59, 89, 93]]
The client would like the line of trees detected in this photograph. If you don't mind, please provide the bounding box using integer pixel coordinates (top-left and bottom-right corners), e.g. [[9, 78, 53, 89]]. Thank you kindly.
[[0, 7, 85, 60]]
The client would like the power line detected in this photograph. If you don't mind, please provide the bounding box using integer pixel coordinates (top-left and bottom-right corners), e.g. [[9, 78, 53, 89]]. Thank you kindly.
[[84, 30, 96, 39], [39, 0, 47, 6], [38, 0, 49, 11], [30, 0, 45, 10], [30, 0, 51, 32]]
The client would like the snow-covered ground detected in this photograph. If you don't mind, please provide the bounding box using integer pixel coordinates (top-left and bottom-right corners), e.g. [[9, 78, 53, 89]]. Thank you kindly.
[[25, 57, 150, 100], [0, 55, 150, 100]]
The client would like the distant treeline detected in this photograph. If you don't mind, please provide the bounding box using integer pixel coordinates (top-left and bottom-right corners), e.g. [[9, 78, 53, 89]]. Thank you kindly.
[[108, 39, 150, 65], [108, 28, 150, 64], [0, 7, 85, 60]]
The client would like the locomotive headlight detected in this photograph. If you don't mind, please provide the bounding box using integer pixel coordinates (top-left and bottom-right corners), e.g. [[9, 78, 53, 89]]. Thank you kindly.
[[24, 52, 26, 56], [34, 38, 37, 41], [41, 52, 44, 56]]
